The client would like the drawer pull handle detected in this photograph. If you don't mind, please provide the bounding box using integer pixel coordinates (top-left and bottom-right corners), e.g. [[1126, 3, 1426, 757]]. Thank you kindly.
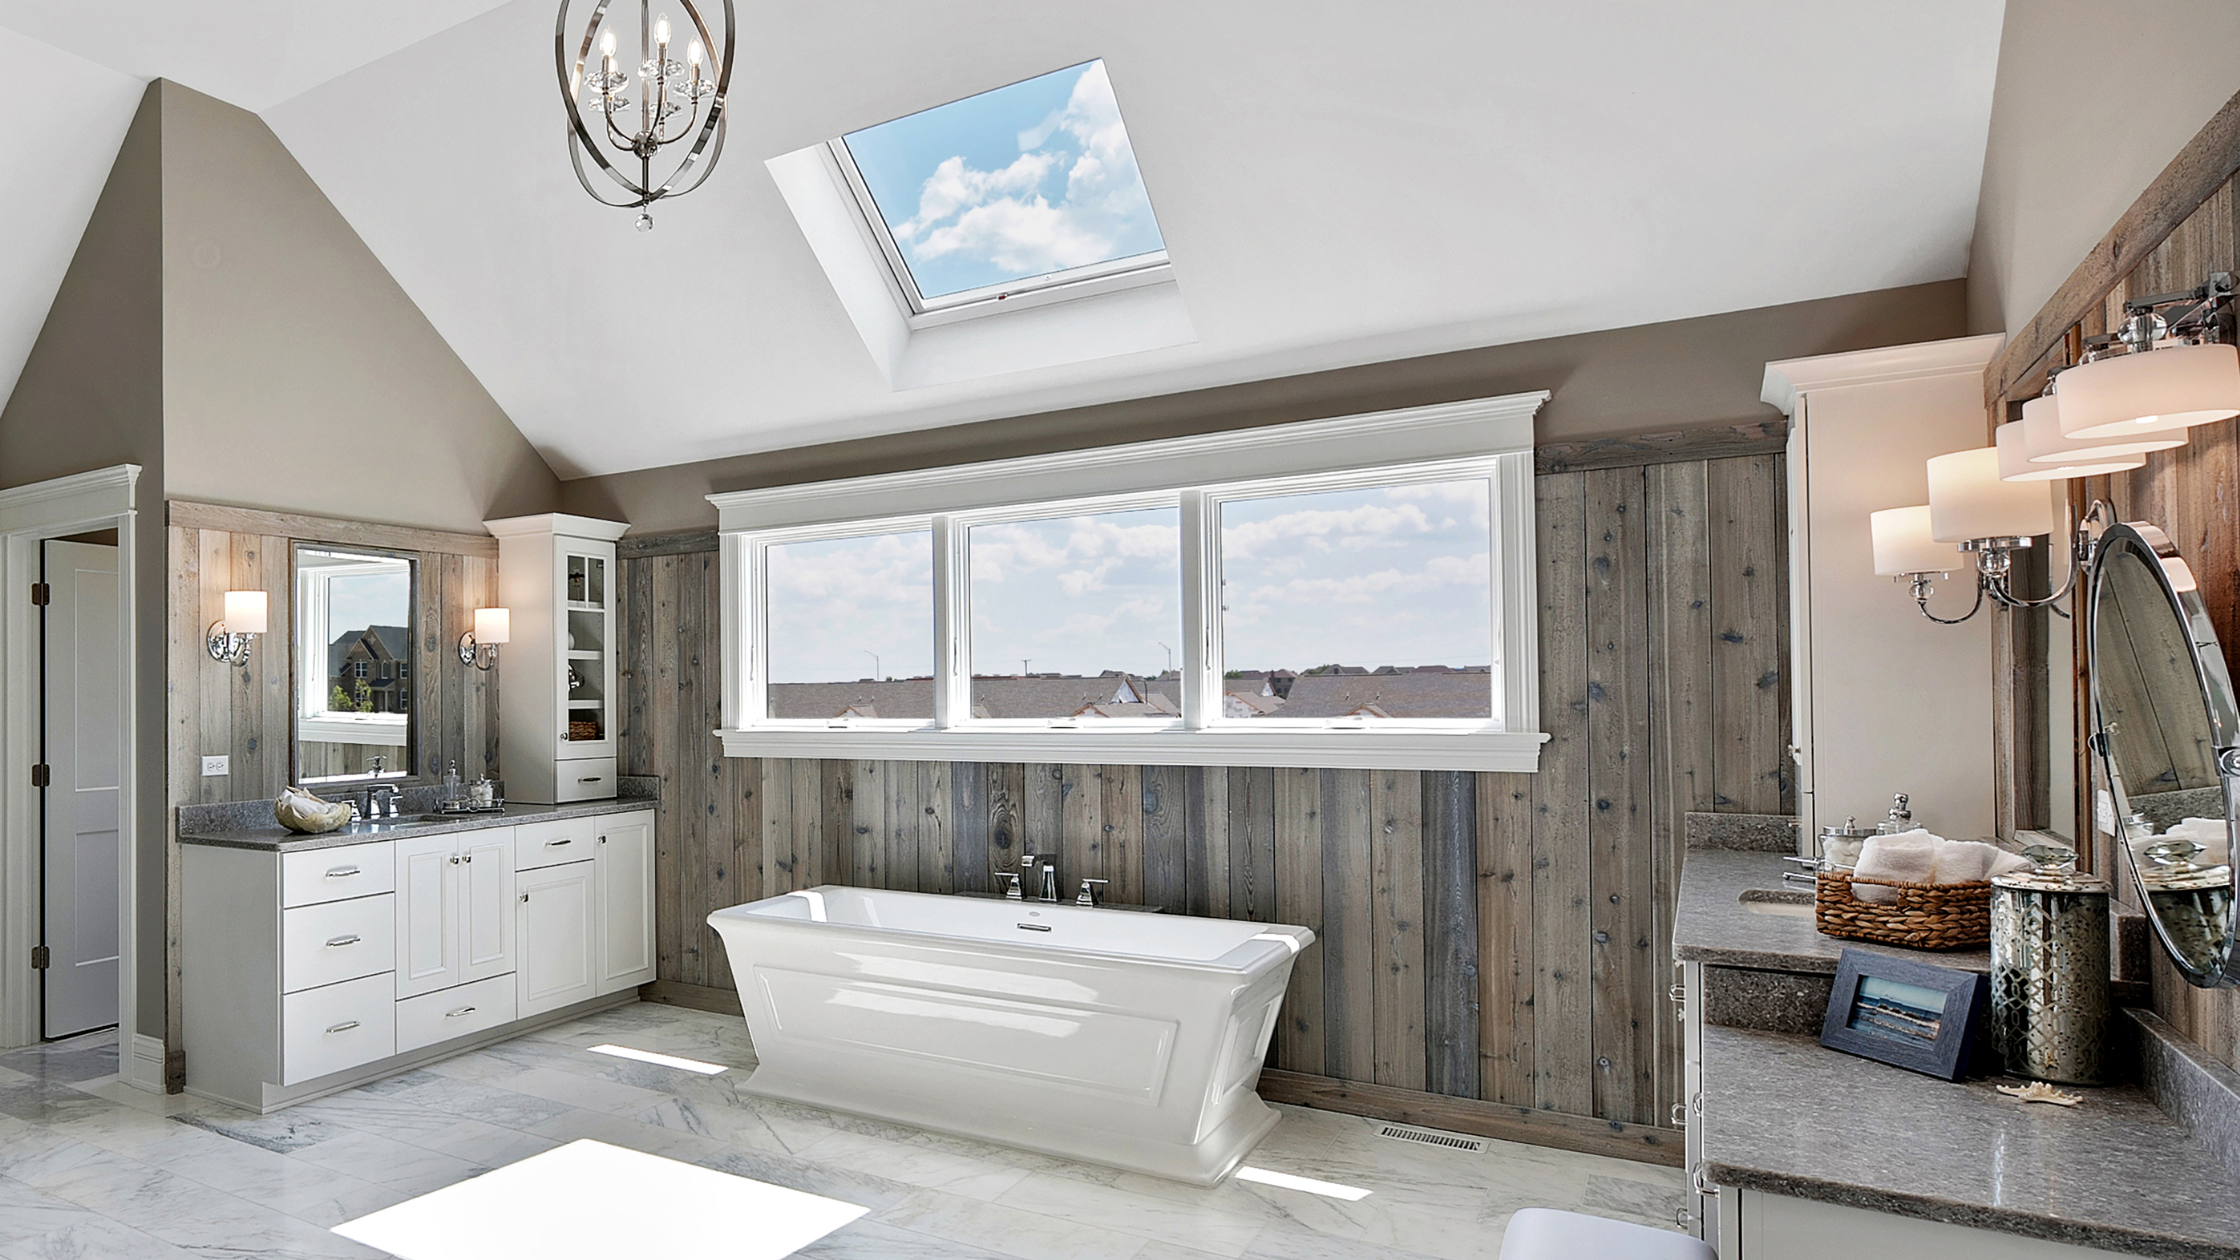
[[546, 838, 573, 846], [445, 1006, 477, 1019], [325, 866, 361, 879], [325, 934, 361, 948], [325, 1020, 361, 1035], [579, 776, 604, 784]]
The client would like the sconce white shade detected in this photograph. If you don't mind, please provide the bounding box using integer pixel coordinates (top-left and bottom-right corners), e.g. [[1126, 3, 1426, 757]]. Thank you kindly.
[[2055, 342, 2240, 439], [1870, 506, 1957, 576], [222, 590, 268, 635], [1927, 447, 2057, 541], [473, 607, 511, 645], [1996, 419, 2143, 481], [2021, 391, 2182, 463]]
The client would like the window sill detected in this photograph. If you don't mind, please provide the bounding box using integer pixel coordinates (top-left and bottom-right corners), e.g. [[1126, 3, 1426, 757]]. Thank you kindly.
[[715, 726, 1547, 772]]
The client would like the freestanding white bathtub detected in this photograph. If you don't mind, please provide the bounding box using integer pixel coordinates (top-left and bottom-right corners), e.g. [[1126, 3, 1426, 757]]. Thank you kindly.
[[707, 886, 1314, 1184]]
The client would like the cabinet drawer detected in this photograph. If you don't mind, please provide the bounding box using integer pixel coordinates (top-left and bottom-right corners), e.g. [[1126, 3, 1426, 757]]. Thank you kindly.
[[282, 842, 394, 908], [282, 895, 396, 994], [397, 973, 518, 1054], [515, 817, 596, 870], [281, 973, 395, 1085], [553, 757, 618, 802]]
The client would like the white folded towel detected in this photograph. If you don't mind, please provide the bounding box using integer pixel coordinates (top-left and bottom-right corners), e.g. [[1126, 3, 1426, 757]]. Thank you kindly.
[[2131, 818, 2232, 869], [1935, 839, 2034, 884], [1852, 832, 1937, 902]]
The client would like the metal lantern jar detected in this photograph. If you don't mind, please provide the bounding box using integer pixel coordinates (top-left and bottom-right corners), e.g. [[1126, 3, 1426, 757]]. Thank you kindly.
[[1988, 868, 2112, 1085]]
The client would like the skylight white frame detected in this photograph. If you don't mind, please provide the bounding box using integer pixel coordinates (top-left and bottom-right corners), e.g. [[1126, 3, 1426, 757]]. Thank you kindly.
[[710, 393, 1550, 772], [826, 138, 1176, 330]]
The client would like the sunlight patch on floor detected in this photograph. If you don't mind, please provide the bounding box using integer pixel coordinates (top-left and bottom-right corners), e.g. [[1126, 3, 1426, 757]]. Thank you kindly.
[[586, 1042, 732, 1074], [1234, 1165, 1374, 1200]]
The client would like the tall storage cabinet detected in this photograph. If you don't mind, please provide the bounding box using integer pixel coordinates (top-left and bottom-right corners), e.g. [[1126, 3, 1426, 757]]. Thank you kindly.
[[487, 514, 631, 804]]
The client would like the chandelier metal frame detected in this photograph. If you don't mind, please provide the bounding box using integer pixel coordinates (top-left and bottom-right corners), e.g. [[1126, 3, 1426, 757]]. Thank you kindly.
[[555, 0, 734, 226]]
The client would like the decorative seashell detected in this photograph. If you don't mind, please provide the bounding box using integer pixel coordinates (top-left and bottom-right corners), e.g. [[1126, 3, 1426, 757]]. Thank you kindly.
[[276, 786, 352, 835], [1995, 1080, 2083, 1107]]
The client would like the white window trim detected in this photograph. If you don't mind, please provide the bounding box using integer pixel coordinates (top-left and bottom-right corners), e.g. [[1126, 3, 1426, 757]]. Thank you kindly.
[[709, 393, 1549, 772]]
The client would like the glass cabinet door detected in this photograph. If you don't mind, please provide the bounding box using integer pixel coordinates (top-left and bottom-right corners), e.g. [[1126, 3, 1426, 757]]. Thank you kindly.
[[563, 553, 608, 745]]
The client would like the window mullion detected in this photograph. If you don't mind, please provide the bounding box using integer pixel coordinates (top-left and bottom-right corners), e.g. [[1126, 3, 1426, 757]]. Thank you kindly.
[[931, 516, 969, 729], [1179, 490, 1218, 730]]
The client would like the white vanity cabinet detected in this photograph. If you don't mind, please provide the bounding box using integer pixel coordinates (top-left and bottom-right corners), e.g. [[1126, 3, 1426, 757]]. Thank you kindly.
[[486, 513, 631, 804], [183, 807, 658, 1113]]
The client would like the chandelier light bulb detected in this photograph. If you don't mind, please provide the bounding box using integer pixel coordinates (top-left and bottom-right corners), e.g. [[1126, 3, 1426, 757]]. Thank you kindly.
[[656, 16, 671, 46], [600, 29, 616, 57], [689, 40, 702, 66]]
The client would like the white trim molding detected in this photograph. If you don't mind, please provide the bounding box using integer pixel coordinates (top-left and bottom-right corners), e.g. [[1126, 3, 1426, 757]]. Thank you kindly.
[[709, 396, 1549, 773], [0, 464, 140, 1063], [1761, 333, 2004, 416]]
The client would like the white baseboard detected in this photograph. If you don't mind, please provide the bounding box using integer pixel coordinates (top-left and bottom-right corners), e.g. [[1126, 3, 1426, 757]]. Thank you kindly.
[[125, 1033, 166, 1093]]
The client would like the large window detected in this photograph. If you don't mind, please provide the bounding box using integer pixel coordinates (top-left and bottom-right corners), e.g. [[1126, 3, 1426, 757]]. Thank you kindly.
[[715, 394, 1546, 771]]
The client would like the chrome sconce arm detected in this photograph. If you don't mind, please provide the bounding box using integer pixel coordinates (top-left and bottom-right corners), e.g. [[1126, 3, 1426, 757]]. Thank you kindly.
[[1903, 501, 2114, 626], [459, 632, 500, 671], [207, 623, 256, 666]]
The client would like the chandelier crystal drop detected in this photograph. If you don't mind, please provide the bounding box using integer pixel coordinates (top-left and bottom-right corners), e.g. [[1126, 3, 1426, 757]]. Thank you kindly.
[[556, 0, 733, 229]]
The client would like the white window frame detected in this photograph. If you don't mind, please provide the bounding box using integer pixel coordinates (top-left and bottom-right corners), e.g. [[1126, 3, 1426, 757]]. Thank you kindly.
[[711, 393, 1549, 772], [297, 553, 410, 750]]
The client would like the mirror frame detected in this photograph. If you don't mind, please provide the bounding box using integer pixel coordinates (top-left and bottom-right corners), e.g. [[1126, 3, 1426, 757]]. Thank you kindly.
[[2088, 521, 2240, 988], [290, 540, 428, 790]]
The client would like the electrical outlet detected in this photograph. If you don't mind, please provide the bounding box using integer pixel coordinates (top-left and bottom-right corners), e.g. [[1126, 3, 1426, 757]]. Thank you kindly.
[[201, 755, 229, 777]]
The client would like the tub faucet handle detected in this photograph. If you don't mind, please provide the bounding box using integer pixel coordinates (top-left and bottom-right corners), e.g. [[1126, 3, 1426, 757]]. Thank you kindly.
[[998, 871, 1023, 900], [1076, 878, 1109, 908]]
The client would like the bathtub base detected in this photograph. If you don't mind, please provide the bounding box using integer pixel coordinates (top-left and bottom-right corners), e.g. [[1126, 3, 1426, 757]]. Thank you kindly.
[[740, 1064, 1282, 1186]]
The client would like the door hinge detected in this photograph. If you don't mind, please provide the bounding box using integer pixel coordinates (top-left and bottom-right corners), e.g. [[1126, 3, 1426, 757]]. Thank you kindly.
[[30, 764, 49, 788], [29, 583, 48, 606], [30, 945, 48, 970]]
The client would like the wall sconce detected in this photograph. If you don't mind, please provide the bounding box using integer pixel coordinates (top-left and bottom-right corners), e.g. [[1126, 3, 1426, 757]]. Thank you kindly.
[[1891, 447, 2073, 624], [460, 607, 509, 670], [2056, 273, 2240, 439], [1995, 416, 2143, 482], [1871, 505, 1976, 623], [2018, 386, 2182, 467], [207, 590, 267, 665]]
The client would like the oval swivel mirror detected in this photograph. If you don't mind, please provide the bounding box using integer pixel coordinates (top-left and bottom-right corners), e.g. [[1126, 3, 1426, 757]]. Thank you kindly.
[[2089, 522, 2239, 987]]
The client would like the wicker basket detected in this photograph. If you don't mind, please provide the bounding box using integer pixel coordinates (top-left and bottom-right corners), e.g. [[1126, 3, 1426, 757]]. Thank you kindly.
[[567, 719, 602, 741], [1814, 868, 1991, 950]]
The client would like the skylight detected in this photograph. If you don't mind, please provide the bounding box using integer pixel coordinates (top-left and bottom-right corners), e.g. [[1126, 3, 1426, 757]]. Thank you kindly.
[[838, 60, 1168, 312]]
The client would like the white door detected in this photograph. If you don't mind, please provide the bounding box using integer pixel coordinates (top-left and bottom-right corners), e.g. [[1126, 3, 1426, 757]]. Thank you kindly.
[[41, 540, 120, 1038], [395, 833, 461, 998], [457, 831, 517, 984], [595, 813, 655, 994], [518, 861, 597, 1017]]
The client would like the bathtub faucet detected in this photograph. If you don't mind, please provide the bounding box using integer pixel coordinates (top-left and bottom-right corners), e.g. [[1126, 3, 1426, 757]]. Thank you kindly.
[[1015, 853, 1061, 902]]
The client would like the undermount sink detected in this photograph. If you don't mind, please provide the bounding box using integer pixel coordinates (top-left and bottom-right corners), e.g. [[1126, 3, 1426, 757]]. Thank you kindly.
[[1739, 888, 1815, 918]]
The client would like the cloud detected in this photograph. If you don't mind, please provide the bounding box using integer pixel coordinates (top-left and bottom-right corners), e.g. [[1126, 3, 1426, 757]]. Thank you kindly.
[[893, 61, 1161, 286]]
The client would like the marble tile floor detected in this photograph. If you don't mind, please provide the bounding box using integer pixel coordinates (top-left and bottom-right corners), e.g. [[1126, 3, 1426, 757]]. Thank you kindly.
[[0, 1005, 1685, 1260]]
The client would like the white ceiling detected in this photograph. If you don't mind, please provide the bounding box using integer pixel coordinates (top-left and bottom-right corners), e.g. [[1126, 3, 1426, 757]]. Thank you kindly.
[[0, 2, 2006, 480]]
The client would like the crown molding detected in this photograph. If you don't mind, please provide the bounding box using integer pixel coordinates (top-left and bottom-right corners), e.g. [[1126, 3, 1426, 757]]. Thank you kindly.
[[1761, 333, 2005, 416]]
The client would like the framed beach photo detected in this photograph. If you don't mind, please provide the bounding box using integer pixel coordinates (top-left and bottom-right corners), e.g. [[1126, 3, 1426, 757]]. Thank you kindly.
[[1819, 948, 1988, 1081]]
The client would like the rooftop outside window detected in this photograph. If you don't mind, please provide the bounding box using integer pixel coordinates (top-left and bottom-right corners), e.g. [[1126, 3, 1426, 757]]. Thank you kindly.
[[838, 59, 1168, 312]]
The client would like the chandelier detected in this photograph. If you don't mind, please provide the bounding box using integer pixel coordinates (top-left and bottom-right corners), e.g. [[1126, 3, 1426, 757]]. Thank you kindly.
[[556, 0, 734, 231]]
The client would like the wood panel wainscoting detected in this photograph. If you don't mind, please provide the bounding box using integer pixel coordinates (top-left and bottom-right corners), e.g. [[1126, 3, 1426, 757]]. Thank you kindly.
[[162, 501, 501, 1083], [615, 445, 1790, 1166], [1981, 85, 2240, 1079]]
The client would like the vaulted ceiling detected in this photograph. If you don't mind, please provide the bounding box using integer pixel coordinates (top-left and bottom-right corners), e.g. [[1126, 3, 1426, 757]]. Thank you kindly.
[[0, 1, 2006, 480]]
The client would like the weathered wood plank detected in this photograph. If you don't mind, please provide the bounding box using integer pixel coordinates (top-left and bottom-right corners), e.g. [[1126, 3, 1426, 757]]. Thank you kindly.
[[1535, 420, 1787, 474], [987, 762, 1025, 881], [166, 499, 498, 558], [1099, 763, 1141, 906], [1707, 456, 1787, 814], [918, 760, 953, 893], [1370, 768, 1426, 1092], [1644, 459, 1715, 1127], [1476, 771, 1536, 1107], [1272, 767, 1324, 1075], [849, 761, 886, 887], [1532, 472, 1594, 1116], [1229, 765, 1277, 923], [884, 759, 922, 893], [760, 759, 795, 895], [951, 761, 991, 893], [1321, 768, 1376, 1083], [1024, 763, 1065, 872], [1141, 765, 1189, 913], [1583, 466, 1652, 1125], [1060, 764, 1104, 891], [648, 556, 685, 980], [1185, 766, 1230, 918], [618, 529, 721, 558], [1421, 769, 1478, 1098]]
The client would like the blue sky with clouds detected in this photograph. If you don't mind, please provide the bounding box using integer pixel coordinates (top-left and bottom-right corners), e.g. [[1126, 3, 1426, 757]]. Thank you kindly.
[[762, 480, 1494, 685], [844, 60, 1165, 299]]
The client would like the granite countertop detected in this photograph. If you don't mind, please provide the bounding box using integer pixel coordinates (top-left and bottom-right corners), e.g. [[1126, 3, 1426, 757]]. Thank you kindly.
[[1674, 850, 1992, 974], [178, 796, 657, 852], [1701, 1024, 2240, 1259]]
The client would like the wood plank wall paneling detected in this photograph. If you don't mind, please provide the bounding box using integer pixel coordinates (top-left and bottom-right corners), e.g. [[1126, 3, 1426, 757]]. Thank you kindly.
[[163, 517, 501, 1065], [617, 451, 1789, 1140], [1986, 151, 2240, 1077]]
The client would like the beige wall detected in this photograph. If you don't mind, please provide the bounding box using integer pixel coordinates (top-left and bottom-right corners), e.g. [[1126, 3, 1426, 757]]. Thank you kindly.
[[157, 82, 558, 533], [0, 83, 169, 1034], [1967, 2, 2240, 337], [562, 280, 1965, 534]]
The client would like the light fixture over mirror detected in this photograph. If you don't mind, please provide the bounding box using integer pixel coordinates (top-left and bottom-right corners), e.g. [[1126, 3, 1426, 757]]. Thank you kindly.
[[1995, 419, 2143, 482], [2020, 389, 2183, 466], [2057, 272, 2240, 439], [1876, 448, 2095, 625]]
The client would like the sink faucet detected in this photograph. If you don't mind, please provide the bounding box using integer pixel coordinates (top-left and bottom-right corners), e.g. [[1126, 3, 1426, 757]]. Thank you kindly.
[[370, 784, 399, 819]]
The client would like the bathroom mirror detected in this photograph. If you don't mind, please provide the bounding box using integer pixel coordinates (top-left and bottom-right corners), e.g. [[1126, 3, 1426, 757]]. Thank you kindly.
[[294, 544, 419, 787], [2088, 522, 2239, 987]]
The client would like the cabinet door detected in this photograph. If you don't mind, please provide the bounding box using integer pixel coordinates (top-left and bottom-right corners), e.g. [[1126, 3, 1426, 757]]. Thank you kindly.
[[518, 861, 598, 1017], [594, 813, 656, 993], [395, 833, 461, 999], [457, 831, 518, 984]]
